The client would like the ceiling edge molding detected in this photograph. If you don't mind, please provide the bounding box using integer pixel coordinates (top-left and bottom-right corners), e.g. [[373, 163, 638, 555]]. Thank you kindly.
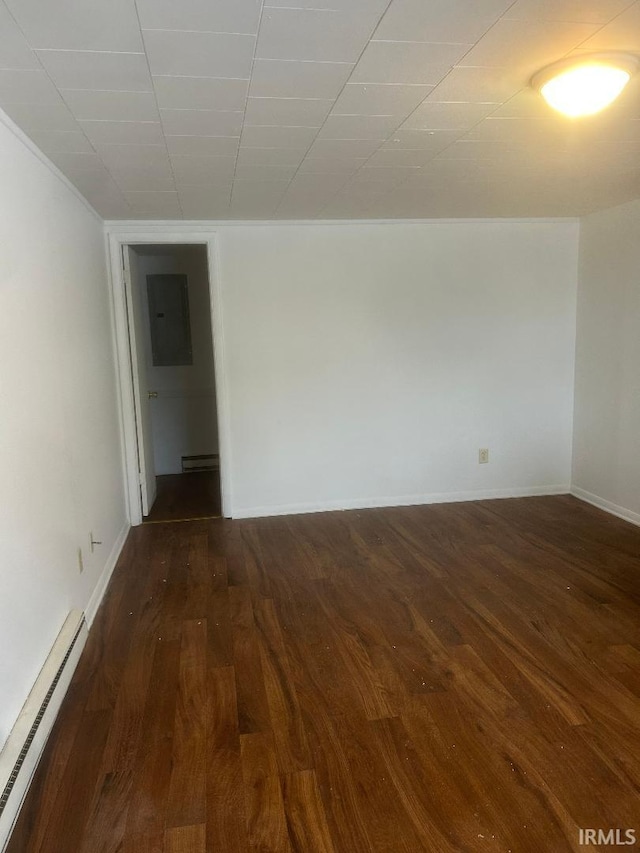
[[104, 215, 579, 232]]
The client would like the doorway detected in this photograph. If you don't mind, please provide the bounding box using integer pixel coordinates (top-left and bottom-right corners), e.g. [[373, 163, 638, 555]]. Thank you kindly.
[[123, 243, 222, 522]]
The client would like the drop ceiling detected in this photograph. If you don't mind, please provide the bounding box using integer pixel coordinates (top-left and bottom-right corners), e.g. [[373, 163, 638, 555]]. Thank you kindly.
[[1, 0, 640, 220]]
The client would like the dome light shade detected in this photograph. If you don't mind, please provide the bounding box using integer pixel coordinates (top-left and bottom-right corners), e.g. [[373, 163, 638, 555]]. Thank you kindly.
[[532, 53, 639, 118]]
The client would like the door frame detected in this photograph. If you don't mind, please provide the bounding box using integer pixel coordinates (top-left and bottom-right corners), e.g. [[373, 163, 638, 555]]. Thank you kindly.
[[106, 226, 232, 523]]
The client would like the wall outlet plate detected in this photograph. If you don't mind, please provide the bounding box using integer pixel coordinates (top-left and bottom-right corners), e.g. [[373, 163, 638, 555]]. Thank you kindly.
[[479, 448, 489, 464]]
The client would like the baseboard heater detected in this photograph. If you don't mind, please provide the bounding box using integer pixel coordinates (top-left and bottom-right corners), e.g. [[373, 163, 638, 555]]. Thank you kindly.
[[182, 453, 219, 473], [0, 610, 87, 852]]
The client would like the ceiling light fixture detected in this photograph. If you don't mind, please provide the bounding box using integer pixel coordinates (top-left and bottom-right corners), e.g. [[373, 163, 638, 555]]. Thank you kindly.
[[531, 52, 639, 118]]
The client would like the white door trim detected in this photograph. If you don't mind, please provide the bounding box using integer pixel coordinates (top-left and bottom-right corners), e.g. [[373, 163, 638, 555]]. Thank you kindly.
[[106, 228, 232, 522]]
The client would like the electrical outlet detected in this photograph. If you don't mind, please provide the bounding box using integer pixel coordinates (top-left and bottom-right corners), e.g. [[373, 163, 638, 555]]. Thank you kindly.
[[479, 448, 489, 464], [78, 547, 84, 573]]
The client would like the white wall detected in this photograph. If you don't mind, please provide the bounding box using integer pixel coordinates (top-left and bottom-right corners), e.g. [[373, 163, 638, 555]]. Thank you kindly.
[[0, 114, 126, 749], [572, 199, 640, 522], [214, 221, 579, 517], [134, 246, 217, 475]]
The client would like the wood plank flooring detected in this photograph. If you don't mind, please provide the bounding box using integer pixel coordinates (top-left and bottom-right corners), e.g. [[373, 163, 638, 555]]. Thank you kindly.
[[143, 471, 221, 523], [8, 495, 640, 852]]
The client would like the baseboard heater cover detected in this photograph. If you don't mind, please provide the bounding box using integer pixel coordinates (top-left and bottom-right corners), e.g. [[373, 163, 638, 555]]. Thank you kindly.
[[0, 610, 87, 852], [182, 453, 219, 472]]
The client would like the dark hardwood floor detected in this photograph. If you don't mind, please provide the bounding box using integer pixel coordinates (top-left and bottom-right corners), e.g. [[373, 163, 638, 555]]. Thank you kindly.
[[8, 496, 640, 852], [143, 470, 221, 523]]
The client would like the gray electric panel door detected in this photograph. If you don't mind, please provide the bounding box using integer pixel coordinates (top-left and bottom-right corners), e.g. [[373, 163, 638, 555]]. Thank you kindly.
[[146, 274, 193, 366]]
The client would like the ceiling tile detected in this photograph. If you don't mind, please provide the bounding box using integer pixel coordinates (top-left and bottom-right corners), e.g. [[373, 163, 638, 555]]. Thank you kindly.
[[0, 69, 63, 105], [84, 196, 132, 218], [504, 0, 633, 24], [0, 101, 80, 132], [358, 164, 421, 182], [0, 3, 39, 69], [257, 8, 377, 62], [65, 165, 126, 192], [136, 0, 261, 35], [235, 163, 299, 180], [428, 66, 523, 103], [36, 50, 152, 92], [321, 187, 387, 217], [27, 130, 94, 153], [250, 59, 353, 99], [96, 143, 171, 169], [231, 179, 289, 208], [297, 156, 368, 173], [464, 116, 567, 142], [319, 114, 400, 139], [236, 147, 308, 166], [4, 0, 143, 52], [240, 125, 319, 148], [489, 89, 554, 118], [351, 41, 470, 85], [1, 0, 636, 220], [374, 0, 516, 43], [344, 176, 405, 195], [279, 172, 346, 191], [417, 158, 496, 179], [306, 138, 383, 158], [177, 184, 232, 201], [459, 20, 599, 73], [61, 90, 160, 121], [265, 0, 389, 10], [160, 109, 244, 137], [143, 30, 255, 78], [123, 190, 182, 216], [275, 196, 326, 218], [401, 100, 497, 130], [332, 83, 433, 117], [277, 177, 344, 209], [179, 191, 231, 219], [153, 76, 249, 111], [433, 139, 529, 160], [165, 136, 239, 157], [382, 128, 459, 151], [108, 163, 176, 191], [244, 97, 333, 127], [365, 147, 437, 167], [47, 151, 104, 171], [579, 2, 640, 50], [321, 202, 379, 219], [175, 173, 233, 192], [80, 120, 165, 145], [279, 189, 342, 210], [66, 166, 130, 199], [170, 154, 237, 182]]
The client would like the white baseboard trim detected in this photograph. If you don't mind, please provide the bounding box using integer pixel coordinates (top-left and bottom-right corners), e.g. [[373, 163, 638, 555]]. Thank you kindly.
[[0, 524, 129, 851], [570, 486, 640, 527], [0, 611, 87, 853], [232, 484, 570, 520], [84, 523, 130, 628]]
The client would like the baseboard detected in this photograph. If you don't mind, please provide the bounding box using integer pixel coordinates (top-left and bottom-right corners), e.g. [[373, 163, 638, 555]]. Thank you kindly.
[[232, 484, 570, 519], [570, 486, 640, 527], [0, 612, 87, 852], [84, 523, 130, 628]]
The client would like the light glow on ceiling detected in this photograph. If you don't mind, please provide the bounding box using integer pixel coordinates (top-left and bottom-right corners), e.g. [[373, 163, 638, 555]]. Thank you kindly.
[[532, 53, 639, 118]]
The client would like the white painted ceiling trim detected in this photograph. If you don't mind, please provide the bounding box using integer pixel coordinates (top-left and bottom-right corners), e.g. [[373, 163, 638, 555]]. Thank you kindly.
[[104, 215, 579, 231]]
